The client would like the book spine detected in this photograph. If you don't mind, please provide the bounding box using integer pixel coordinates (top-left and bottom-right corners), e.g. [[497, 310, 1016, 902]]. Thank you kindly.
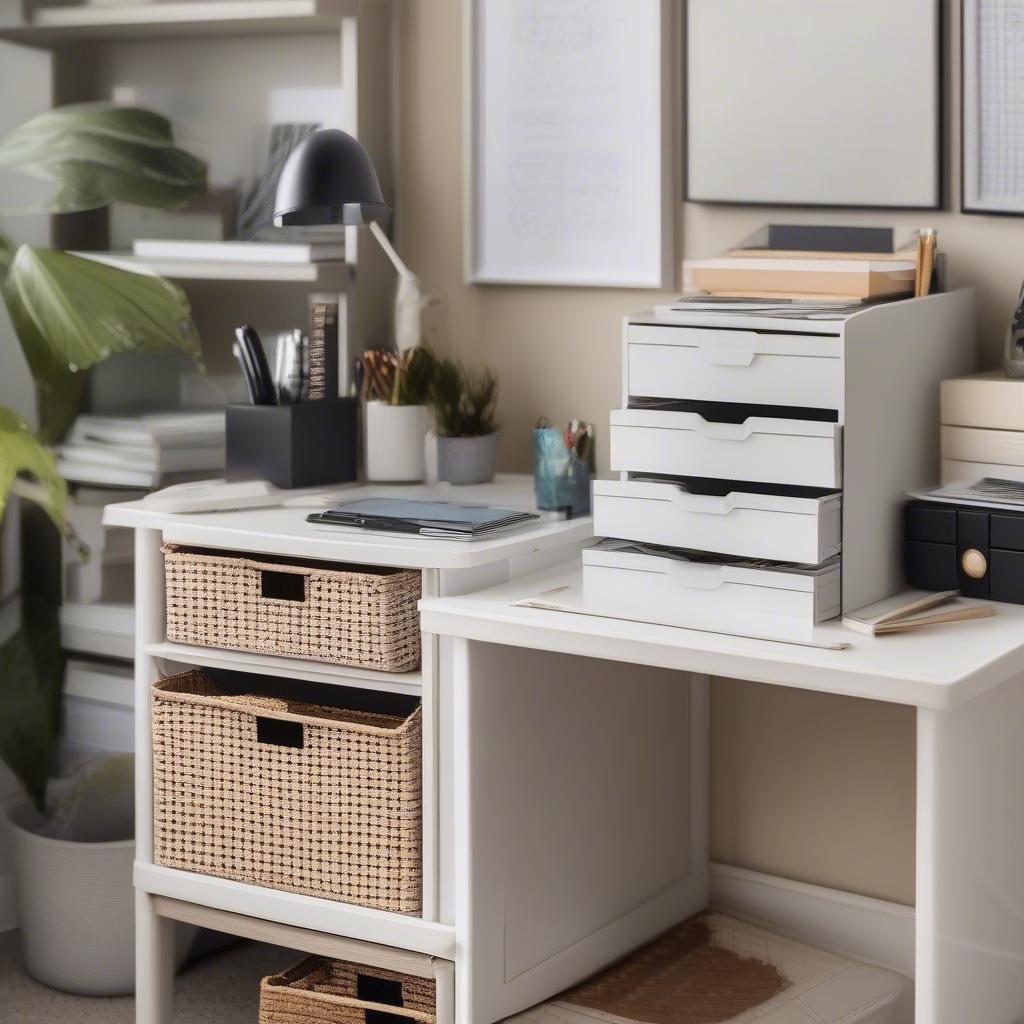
[[307, 294, 339, 401]]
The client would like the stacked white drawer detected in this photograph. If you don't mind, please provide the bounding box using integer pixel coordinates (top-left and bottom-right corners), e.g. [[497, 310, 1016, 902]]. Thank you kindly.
[[586, 318, 843, 640]]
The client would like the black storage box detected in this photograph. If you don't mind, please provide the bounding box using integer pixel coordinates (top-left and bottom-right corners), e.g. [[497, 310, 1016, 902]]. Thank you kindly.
[[904, 499, 1024, 603], [225, 398, 358, 489]]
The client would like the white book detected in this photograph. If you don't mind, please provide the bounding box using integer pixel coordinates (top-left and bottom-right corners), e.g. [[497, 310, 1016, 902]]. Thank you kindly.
[[133, 239, 346, 263], [69, 411, 225, 450], [58, 442, 224, 475]]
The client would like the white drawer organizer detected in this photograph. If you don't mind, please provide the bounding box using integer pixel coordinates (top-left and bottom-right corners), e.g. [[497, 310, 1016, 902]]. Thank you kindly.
[[592, 291, 975, 635]]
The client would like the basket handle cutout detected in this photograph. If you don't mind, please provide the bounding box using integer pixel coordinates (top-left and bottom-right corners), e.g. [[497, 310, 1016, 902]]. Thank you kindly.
[[256, 717, 304, 748], [261, 569, 307, 602], [364, 1012, 413, 1024], [358, 974, 404, 1007]]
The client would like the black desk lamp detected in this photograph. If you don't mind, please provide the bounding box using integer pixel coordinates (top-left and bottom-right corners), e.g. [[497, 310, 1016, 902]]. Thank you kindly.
[[274, 128, 426, 352]]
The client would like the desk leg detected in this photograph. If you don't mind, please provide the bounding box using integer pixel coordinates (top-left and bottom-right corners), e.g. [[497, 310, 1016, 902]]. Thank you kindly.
[[916, 676, 1024, 1024], [135, 891, 175, 1023]]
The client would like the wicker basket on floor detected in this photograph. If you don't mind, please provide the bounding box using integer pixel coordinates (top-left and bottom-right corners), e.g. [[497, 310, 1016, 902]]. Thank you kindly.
[[162, 543, 422, 672], [153, 670, 423, 914], [260, 957, 437, 1024]]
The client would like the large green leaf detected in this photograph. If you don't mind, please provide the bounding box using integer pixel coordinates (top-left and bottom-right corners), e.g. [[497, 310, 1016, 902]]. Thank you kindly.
[[0, 102, 206, 213], [0, 594, 63, 811], [0, 407, 65, 532], [3, 246, 204, 438]]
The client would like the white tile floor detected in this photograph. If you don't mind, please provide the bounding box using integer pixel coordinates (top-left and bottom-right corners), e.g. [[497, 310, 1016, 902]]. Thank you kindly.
[[0, 929, 297, 1023]]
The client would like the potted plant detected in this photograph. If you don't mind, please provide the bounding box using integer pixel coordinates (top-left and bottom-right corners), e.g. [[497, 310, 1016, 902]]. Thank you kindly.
[[0, 102, 205, 994], [362, 346, 436, 482], [429, 356, 499, 485]]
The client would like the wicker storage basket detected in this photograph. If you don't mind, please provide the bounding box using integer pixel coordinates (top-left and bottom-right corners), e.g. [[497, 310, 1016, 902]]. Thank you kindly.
[[260, 957, 437, 1024], [153, 670, 422, 914], [162, 544, 421, 672]]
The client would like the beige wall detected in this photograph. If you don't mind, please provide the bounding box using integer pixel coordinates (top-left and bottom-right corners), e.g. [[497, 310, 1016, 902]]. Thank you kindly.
[[395, 0, 1015, 906]]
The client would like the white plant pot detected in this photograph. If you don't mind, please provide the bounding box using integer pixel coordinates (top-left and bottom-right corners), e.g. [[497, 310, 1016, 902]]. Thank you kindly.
[[436, 432, 499, 485], [364, 402, 428, 482], [5, 802, 193, 995]]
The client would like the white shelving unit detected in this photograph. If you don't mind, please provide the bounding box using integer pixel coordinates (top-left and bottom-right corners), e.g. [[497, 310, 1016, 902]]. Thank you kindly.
[[74, 251, 357, 286], [106, 477, 592, 1023], [0, 0, 359, 43]]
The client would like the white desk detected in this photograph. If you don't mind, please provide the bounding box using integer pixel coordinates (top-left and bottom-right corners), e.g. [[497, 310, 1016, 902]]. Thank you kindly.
[[419, 562, 1024, 1024], [104, 476, 591, 1024]]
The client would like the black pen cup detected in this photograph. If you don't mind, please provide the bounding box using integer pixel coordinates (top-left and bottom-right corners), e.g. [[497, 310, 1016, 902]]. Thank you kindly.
[[225, 398, 358, 489]]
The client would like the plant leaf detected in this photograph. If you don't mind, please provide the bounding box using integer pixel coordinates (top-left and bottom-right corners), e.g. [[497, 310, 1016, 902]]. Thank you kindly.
[[0, 594, 63, 812], [0, 102, 206, 213], [2, 247, 204, 428], [0, 407, 65, 533]]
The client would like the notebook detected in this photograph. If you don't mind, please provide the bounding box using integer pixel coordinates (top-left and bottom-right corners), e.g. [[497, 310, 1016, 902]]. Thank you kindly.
[[307, 498, 540, 539]]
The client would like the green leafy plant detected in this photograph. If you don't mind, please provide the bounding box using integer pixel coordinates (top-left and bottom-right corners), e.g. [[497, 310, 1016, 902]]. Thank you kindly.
[[429, 356, 499, 438], [0, 101, 206, 812], [393, 346, 436, 406]]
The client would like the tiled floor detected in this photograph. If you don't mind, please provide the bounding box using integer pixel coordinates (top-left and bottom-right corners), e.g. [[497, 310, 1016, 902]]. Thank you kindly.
[[0, 929, 297, 1023]]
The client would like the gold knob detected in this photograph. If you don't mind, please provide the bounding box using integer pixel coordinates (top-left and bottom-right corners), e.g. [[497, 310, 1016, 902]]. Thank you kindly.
[[961, 548, 988, 580]]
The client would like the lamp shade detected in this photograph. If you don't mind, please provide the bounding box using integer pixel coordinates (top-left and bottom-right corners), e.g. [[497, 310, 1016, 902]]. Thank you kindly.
[[273, 128, 389, 228]]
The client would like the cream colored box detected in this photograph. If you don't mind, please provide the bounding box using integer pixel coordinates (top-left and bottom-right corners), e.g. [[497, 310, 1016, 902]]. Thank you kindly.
[[941, 371, 1024, 430]]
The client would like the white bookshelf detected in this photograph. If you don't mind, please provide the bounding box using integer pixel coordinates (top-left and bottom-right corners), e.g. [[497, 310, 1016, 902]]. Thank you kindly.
[[0, 0, 359, 43], [59, 600, 134, 660], [74, 251, 357, 286]]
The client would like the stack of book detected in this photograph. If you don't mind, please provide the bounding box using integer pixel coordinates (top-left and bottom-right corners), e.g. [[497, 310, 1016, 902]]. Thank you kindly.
[[57, 411, 226, 489], [667, 225, 931, 318]]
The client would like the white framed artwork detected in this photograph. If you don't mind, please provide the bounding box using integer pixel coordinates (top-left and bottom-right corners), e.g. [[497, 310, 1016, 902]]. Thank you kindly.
[[464, 0, 674, 288], [963, 0, 1024, 214], [687, 0, 942, 210]]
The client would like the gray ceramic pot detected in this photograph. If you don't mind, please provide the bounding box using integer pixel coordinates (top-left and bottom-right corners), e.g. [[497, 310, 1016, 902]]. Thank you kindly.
[[5, 802, 194, 995], [436, 432, 498, 485]]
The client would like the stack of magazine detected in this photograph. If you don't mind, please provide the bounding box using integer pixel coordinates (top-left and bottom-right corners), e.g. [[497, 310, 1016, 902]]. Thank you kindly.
[[307, 498, 539, 540]]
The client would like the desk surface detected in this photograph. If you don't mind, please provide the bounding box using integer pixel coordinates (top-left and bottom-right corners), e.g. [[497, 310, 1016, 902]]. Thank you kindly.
[[104, 475, 592, 570], [419, 562, 1024, 710]]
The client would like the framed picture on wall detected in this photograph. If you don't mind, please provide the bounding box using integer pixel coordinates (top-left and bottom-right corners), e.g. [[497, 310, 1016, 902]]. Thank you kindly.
[[465, 0, 675, 288], [686, 0, 943, 209], [963, 0, 1024, 214]]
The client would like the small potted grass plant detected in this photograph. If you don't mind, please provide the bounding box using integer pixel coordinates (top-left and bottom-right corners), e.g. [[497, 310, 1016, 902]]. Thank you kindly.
[[0, 101, 205, 994], [362, 346, 436, 482], [429, 356, 499, 485]]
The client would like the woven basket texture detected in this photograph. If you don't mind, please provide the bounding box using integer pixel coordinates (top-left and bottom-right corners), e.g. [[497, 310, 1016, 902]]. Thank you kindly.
[[260, 957, 437, 1024], [162, 544, 421, 672], [561, 914, 787, 1024], [153, 670, 422, 914]]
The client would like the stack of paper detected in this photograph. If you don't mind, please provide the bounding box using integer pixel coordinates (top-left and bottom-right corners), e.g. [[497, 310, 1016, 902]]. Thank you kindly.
[[58, 411, 226, 489], [842, 590, 993, 636]]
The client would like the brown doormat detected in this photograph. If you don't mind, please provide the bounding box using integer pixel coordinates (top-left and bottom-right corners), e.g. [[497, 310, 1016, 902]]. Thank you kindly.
[[560, 914, 788, 1024]]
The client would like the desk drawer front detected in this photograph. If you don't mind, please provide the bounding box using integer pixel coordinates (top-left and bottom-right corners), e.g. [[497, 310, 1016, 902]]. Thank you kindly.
[[593, 479, 841, 564], [609, 409, 842, 489], [582, 546, 840, 640], [626, 324, 842, 411]]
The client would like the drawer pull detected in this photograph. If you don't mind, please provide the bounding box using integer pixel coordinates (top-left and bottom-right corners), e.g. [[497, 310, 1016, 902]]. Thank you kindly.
[[961, 548, 988, 580], [694, 419, 753, 441], [668, 489, 734, 516], [700, 343, 757, 367], [669, 562, 725, 590]]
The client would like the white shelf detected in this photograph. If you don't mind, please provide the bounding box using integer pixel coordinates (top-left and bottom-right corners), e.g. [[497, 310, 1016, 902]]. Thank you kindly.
[[146, 639, 424, 696], [60, 600, 134, 660], [135, 862, 456, 959], [73, 251, 355, 285], [0, 0, 358, 44]]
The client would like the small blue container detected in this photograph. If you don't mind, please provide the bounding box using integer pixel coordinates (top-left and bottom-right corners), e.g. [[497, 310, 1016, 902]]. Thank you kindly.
[[533, 428, 591, 518]]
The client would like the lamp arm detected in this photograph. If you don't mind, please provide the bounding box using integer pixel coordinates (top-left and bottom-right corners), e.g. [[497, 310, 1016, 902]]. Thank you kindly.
[[369, 219, 417, 282]]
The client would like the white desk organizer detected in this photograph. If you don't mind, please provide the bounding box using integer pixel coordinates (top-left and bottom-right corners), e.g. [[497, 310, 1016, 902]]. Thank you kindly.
[[590, 291, 976, 636]]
